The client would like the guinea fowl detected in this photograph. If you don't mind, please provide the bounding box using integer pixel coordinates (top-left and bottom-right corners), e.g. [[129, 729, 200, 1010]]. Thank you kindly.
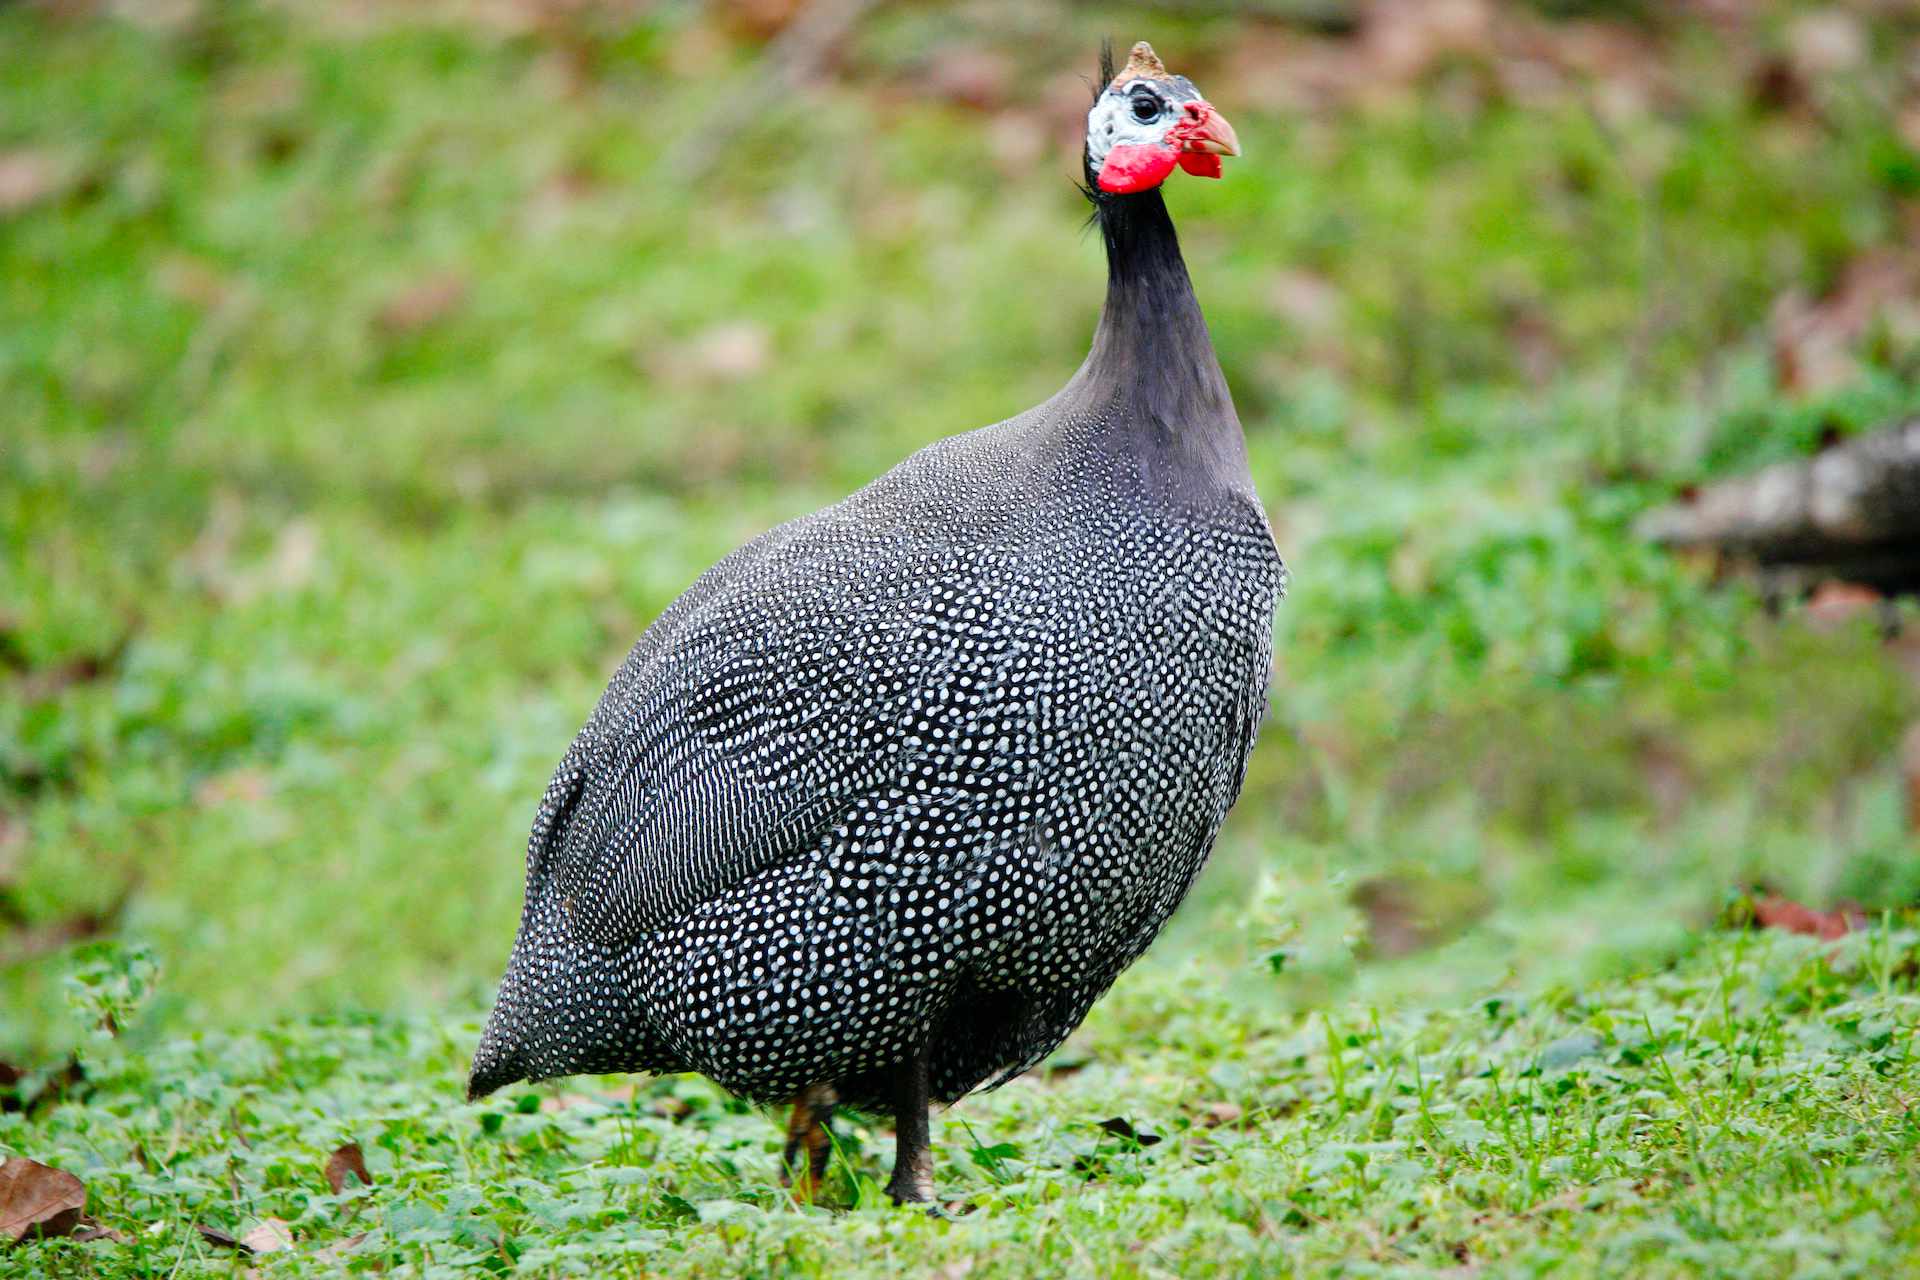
[[468, 41, 1285, 1205]]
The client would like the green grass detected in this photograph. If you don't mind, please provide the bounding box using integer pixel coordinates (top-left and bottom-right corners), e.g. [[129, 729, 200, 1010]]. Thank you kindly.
[[7, 925, 1919, 1276], [4, 0, 1920, 1273]]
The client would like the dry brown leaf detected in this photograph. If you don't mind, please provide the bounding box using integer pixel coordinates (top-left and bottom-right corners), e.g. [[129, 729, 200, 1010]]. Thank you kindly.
[[1199, 1101, 1243, 1128], [1751, 894, 1866, 941], [71, 1221, 130, 1244], [196, 1223, 243, 1250], [240, 1218, 293, 1254], [324, 1142, 372, 1194], [375, 272, 468, 336], [0, 1157, 86, 1244]]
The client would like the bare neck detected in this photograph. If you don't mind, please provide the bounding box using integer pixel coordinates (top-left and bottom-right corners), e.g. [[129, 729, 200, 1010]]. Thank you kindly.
[[1059, 185, 1251, 499]]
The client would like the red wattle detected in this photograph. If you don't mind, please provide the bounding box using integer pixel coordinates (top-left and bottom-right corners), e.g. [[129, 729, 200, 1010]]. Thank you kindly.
[[1097, 143, 1179, 194], [1177, 151, 1222, 179]]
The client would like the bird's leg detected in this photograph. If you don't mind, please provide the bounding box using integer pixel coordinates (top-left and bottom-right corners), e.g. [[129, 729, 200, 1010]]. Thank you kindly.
[[884, 1043, 935, 1206], [781, 1083, 839, 1201]]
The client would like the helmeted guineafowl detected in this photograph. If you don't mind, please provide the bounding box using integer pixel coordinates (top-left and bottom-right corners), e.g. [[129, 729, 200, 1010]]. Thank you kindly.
[[469, 41, 1285, 1206]]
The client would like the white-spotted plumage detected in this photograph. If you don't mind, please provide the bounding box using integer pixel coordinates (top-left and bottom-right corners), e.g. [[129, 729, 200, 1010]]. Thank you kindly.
[[469, 43, 1285, 1155], [471, 393, 1283, 1110]]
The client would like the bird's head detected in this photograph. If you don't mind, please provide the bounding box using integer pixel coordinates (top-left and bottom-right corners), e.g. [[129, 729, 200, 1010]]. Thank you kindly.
[[1085, 41, 1240, 196]]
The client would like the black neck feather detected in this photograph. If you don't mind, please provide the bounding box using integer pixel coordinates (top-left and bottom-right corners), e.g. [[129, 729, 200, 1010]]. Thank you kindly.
[[1064, 183, 1249, 496]]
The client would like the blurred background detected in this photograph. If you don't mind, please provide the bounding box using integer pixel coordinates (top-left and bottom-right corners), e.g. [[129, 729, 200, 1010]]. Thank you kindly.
[[3, 0, 1918, 1059]]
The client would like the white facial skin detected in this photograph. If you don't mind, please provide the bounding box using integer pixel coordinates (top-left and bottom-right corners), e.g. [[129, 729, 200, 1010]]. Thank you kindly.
[[1085, 78, 1200, 172]]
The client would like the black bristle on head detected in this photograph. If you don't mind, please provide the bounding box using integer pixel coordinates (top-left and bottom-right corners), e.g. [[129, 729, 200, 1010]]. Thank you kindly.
[[1097, 39, 1115, 100]]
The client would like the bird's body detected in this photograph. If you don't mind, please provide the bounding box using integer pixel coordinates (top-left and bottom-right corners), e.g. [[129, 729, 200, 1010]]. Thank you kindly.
[[470, 42, 1283, 1202]]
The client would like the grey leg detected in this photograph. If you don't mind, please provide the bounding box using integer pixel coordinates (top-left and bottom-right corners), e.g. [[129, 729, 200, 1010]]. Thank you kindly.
[[884, 1044, 934, 1205]]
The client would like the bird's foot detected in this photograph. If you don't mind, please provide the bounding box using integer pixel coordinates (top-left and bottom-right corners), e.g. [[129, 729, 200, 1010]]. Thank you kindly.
[[883, 1149, 935, 1208]]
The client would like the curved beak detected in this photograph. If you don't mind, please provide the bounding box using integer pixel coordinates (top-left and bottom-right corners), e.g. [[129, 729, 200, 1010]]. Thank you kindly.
[[1180, 100, 1240, 157], [1172, 100, 1239, 180]]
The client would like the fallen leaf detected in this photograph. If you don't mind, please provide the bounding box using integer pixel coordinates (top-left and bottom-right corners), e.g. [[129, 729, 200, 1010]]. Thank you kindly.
[[197, 1223, 243, 1250], [375, 272, 468, 336], [1198, 1101, 1243, 1128], [0, 1157, 86, 1244], [71, 1221, 130, 1243], [324, 1142, 372, 1195], [240, 1218, 292, 1254], [1751, 894, 1865, 941]]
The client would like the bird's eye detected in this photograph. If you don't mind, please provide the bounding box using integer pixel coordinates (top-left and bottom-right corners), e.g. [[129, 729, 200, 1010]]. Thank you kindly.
[[1130, 94, 1159, 123]]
